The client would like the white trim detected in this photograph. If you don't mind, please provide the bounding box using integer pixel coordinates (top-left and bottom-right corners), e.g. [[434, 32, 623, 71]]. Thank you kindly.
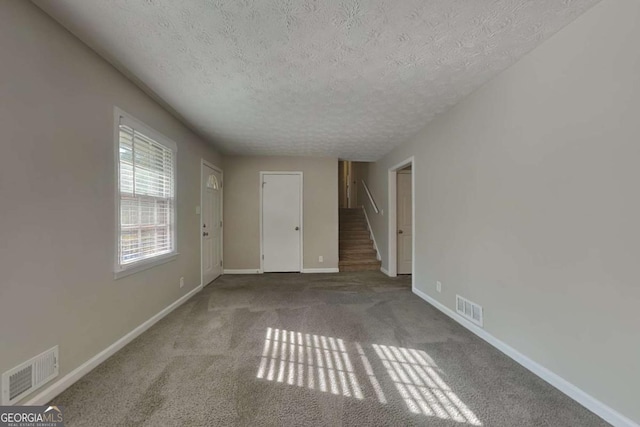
[[412, 287, 638, 427], [387, 170, 397, 276], [113, 107, 178, 152], [22, 284, 202, 406], [223, 269, 261, 274], [200, 159, 224, 287], [114, 107, 178, 152], [380, 266, 391, 276], [259, 171, 304, 273], [113, 107, 179, 278], [388, 157, 416, 291], [113, 253, 178, 279], [361, 206, 381, 261], [301, 268, 339, 273]]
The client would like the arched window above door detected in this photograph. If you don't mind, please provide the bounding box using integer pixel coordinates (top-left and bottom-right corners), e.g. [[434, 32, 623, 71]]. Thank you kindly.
[[207, 174, 219, 190]]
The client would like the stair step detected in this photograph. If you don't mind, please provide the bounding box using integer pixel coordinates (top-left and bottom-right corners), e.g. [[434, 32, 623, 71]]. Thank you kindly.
[[339, 260, 382, 272], [340, 264, 380, 272], [340, 247, 377, 254], [340, 252, 378, 261], [340, 231, 370, 239], [339, 224, 369, 233], [339, 218, 365, 223], [340, 244, 371, 251], [340, 217, 366, 221], [339, 238, 372, 245], [339, 258, 381, 265], [340, 246, 373, 253]]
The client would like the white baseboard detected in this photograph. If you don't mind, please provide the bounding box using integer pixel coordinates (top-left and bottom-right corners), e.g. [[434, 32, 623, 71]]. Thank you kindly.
[[411, 286, 638, 427], [23, 284, 203, 406], [380, 267, 391, 276], [223, 269, 261, 274], [361, 206, 381, 261], [301, 268, 339, 273]]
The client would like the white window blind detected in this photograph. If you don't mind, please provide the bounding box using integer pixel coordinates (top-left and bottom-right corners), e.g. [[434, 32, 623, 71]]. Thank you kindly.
[[117, 115, 176, 270]]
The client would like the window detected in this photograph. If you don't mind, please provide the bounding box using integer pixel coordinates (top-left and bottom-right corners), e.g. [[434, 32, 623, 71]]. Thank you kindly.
[[115, 109, 177, 276]]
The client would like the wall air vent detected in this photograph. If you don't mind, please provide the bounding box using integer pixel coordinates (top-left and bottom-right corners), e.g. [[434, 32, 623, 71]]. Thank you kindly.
[[2, 346, 58, 405], [456, 295, 483, 327]]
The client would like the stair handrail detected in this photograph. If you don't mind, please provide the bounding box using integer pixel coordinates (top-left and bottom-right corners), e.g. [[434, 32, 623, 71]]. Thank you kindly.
[[361, 179, 379, 214]]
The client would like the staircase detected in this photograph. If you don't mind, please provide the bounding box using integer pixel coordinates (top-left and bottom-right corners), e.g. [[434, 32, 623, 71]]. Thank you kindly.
[[339, 208, 381, 272]]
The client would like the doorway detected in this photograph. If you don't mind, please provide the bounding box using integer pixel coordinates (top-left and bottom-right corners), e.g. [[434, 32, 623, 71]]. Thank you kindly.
[[260, 172, 303, 272], [201, 160, 223, 286], [387, 157, 415, 280], [397, 166, 413, 274]]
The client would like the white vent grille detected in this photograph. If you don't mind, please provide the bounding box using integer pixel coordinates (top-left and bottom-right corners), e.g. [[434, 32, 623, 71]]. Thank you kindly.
[[456, 295, 483, 327], [2, 346, 58, 405]]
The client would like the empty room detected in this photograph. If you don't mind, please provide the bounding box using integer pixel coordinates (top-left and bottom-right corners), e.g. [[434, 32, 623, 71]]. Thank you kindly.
[[1, 0, 638, 426]]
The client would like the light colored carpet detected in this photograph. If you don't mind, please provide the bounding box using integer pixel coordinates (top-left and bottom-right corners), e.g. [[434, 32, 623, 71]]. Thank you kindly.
[[51, 272, 608, 426]]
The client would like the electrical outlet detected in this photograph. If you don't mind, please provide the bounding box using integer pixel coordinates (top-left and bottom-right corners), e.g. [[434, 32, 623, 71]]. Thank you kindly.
[[436, 281, 442, 293], [180, 277, 184, 288], [319, 256, 324, 263]]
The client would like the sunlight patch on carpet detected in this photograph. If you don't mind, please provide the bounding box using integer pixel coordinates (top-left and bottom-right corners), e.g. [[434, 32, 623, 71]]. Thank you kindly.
[[256, 327, 481, 425]]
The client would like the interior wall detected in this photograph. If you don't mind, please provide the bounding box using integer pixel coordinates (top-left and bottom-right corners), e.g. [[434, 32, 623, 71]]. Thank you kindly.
[[223, 156, 338, 271], [351, 162, 369, 208], [0, 1, 222, 403], [338, 161, 347, 208], [363, 0, 640, 422]]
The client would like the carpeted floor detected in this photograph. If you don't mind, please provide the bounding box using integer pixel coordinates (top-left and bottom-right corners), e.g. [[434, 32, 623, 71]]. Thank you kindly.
[[51, 272, 608, 426]]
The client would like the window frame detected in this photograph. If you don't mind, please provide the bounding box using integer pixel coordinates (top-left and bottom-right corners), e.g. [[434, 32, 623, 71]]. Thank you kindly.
[[113, 107, 178, 279]]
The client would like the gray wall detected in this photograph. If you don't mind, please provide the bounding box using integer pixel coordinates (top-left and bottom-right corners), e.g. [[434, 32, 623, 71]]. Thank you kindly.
[[0, 1, 221, 403], [223, 156, 338, 271], [348, 162, 367, 209], [363, 0, 640, 422]]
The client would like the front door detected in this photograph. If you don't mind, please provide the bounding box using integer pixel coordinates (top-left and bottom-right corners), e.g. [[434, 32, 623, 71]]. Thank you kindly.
[[202, 163, 222, 285], [262, 173, 302, 272]]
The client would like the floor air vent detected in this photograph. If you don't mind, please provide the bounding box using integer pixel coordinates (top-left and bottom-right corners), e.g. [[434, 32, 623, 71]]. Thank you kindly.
[[2, 346, 58, 405], [456, 295, 483, 327]]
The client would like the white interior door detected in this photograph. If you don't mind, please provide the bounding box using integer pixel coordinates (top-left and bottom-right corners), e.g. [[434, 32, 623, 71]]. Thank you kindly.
[[202, 163, 222, 285], [262, 173, 302, 272], [397, 170, 413, 274]]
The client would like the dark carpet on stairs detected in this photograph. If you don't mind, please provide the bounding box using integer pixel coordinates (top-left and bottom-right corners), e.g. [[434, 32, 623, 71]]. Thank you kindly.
[[51, 272, 609, 426]]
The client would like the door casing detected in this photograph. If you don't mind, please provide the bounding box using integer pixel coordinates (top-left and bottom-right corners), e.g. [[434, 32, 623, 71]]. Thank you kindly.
[[387, 157, 415, 290]]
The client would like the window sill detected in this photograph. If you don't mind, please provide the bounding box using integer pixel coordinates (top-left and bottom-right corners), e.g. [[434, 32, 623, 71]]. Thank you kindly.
[[114, 252, 179, 280]]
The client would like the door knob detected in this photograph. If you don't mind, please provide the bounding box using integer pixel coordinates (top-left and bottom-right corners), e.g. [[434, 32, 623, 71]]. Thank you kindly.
[[295, 226, 300, 231], [203, 232, 209, 237], [398, 230, 403, 234]]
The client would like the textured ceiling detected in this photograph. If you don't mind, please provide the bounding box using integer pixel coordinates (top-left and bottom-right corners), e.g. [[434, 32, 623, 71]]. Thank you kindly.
[[34, 0, 599, 160]]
